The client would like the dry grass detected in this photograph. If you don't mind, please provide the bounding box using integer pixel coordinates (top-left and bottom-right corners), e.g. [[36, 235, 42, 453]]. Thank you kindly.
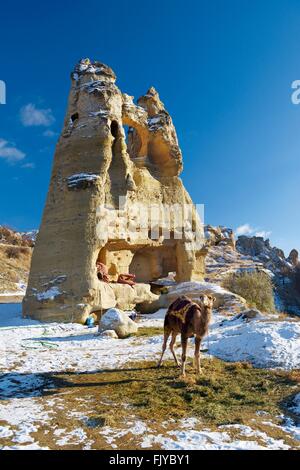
[[0, 226, 34, 247], [5, 246, 20, 259], [69, 358, 297, 427], [0, 244, 32, 293], [223, 271, 275, 312], [135, 326, 163, 337], [44, 359, 300, 446], [1, 358, 299, 449]]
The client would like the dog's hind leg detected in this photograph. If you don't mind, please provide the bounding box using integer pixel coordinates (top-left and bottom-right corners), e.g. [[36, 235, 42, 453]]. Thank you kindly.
[[157, 329, 171, 367], [170, 332, 180, 367]]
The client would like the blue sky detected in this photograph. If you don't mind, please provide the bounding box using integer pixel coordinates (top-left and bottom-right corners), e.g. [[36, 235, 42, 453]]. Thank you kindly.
[[0, 0, 299, 255]]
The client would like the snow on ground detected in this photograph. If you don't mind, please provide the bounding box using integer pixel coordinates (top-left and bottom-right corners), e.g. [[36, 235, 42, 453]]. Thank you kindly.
[[0, 304, 163, 376], [290, 394, 300, 418], [169, 281, 233, 297], [141, 308, 300, 370], [207, 315, 300, 369], [0, 303, 299, 381], [0, 303, 299, 449], [0, 303, 40, 328], [0, 281, 27, 298], [138, 308, 166, 327], [260, 416, 300, 442], [0, 398, 51, 449], [99, 417, 298, 450], [0, 291, 25, 298]]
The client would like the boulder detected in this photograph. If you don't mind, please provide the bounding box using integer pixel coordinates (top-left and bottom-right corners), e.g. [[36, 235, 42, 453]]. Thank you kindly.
[[110, 282, 159, 311], [138, 281, 247, 315], [234, 308, 264, 321], [99, 308, 138, 338], [165, 282, 246, 314], [97, 329, 119, 339]]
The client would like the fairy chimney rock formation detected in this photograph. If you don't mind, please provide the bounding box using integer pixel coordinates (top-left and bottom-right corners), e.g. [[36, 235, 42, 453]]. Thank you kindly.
[[23, 59, 206, 322]]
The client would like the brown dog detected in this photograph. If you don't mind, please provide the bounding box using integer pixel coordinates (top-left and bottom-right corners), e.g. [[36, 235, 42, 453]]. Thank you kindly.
[[157, 294, 215, 376]]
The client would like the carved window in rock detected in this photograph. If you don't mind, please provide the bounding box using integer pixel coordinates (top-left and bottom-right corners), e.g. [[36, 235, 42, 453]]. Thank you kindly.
[[110, 120, 119, 139], [129, 246, 177, 283], [71, 112, 79, 123], [122, 124, 144, 160]]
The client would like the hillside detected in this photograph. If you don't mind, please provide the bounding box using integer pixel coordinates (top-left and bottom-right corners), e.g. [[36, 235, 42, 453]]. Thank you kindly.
[[205, 225, 300, 316], [0, 226, 35, 296]]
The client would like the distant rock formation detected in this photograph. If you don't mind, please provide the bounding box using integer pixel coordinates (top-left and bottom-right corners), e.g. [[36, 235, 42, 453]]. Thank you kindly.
[[287, 249, 299, 268], [205, 225, 235, 249], [236, 235, 296, 275], [204, 225, 269, 284], [204, 225, 300, 316], [23, 59, 206, 323]]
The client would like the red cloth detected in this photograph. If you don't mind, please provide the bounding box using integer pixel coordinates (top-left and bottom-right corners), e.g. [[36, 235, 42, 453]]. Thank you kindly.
[[117, 273, 136, 287], [96, 262, 136, 286], [96, 262, 110, 283]]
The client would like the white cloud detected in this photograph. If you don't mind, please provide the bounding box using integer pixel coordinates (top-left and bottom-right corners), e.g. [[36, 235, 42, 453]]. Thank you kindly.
[[0, 139, 26, 163], [21, 162, 35, 169], [43, 129, 57, 137], [235, 224, 255, 236], [236, 223, 271, 240], [20, 103, 55, 127], [255, 230, 272, 239]]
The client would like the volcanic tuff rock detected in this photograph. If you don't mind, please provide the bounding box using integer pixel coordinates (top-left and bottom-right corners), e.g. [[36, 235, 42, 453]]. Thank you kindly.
[[236, 235, 296, 275], [204, 225, 300, 315], [287, 249, 299, 268], [23, 59, 206, 323], [205, 224, 299, 280], [205, 225, 235, 249]]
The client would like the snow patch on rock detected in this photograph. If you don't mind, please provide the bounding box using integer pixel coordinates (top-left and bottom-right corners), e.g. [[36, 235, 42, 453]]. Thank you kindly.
[[36, 287, 62, 301]]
